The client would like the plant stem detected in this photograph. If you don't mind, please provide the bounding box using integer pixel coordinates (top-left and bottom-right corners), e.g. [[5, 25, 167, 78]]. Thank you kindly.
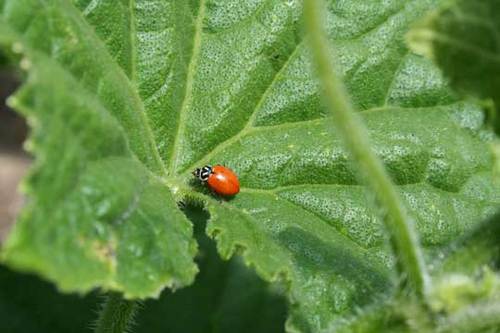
[[303, 0, 430, 299], [94, 293, 139, 333]]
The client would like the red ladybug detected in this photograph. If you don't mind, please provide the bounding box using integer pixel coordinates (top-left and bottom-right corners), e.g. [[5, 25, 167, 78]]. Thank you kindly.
[[193, 165, 240, 196]]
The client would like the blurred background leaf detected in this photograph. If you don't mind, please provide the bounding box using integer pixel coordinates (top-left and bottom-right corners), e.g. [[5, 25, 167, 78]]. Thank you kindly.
[[408, 0, 500, 133]]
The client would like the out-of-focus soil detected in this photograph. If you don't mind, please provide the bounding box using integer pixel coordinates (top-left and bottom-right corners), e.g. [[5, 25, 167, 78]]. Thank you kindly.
[[0, 68, 29, 242], [0, 150, 30, 241]]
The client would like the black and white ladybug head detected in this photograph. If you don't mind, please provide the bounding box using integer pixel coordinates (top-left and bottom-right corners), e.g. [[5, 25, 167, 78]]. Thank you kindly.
[[193, 165, 212, 182]]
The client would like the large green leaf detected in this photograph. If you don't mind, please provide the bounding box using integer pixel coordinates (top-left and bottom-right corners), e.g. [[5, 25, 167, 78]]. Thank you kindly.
[[0, 0, 499, 332], [0, 1, 199, 298]]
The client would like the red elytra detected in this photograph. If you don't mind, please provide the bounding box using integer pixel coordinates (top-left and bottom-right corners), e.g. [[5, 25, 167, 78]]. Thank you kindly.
[[207, 165, 240, 196]]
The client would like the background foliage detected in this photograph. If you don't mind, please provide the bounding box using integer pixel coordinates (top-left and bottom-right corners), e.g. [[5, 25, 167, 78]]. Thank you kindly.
[[0, 0, 499, 332], [408, 0, 500, 133]]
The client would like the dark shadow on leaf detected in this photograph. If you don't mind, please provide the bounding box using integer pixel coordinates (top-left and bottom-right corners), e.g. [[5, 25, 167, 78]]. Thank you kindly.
[[0, 264, 98, 333]]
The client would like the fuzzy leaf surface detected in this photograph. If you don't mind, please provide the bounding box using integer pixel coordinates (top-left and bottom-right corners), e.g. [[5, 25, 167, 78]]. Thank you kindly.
[[0, 0, 499, 331]]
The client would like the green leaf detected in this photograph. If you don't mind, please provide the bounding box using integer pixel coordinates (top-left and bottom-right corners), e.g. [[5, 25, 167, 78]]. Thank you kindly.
[[0, 0, 499, 332], [0, 1, 198, 298], [407, 0, 500, 133]]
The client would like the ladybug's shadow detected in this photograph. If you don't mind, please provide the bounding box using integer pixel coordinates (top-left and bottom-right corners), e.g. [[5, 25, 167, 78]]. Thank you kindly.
[[187, 178, 237, 203]]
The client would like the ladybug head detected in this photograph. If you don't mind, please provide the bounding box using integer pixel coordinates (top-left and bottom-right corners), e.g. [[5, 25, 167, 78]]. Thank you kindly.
[[193, 165, 212, 182]]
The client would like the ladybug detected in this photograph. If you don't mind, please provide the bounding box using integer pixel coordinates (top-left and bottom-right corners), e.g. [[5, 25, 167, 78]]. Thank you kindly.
[[193, 165, 240, 196]]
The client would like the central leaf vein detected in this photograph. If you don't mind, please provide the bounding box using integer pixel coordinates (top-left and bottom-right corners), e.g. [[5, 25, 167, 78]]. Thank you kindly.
[[169, 0, 207, 175], [63, 1, 166, 175]]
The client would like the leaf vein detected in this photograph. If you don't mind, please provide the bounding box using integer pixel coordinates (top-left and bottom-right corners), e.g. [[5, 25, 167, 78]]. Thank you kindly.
[[277, 193, 372, 250], [169, 0, 206, 174], [383, 51, 410, 106], [181, 40, 304, 173], [82, 0, 101, 16], [63, 1, 167, 175]]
